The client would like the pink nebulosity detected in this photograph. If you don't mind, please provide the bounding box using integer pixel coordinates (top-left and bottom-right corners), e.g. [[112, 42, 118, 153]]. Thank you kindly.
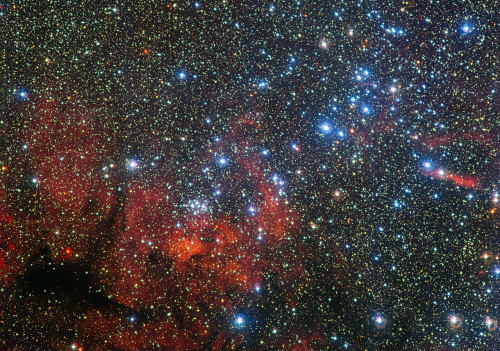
[[422, 130, 495, 149], [421, 168, 478, 189], [81, 113, 303, 349], [448, 173, 479, 188], [26, 96, 118, 262]]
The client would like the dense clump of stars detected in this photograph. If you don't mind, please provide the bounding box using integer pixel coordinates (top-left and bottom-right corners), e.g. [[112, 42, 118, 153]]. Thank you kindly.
[[0, 0, 498, 350]]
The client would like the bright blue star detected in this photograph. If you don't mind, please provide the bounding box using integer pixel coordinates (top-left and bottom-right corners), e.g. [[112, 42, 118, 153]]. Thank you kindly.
[[17, 90, 29, 100], [248, 205, 256, 215], [235, 315, 244, 326], [422, 160, 433, 170], [493, 267, 500, 276], [127, 159, 139, 170], [320, 123, 331, 133]]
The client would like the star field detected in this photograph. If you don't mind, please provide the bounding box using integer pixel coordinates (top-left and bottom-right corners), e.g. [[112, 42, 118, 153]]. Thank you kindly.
[[0, 0, 498, 350]]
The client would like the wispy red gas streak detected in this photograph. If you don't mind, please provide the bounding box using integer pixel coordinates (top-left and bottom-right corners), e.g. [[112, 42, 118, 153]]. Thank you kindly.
[[421, 168, 479, 189]]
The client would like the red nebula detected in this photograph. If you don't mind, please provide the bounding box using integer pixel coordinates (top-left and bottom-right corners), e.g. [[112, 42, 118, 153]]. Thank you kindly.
[[4, 96, 315, 349], [81, 114, 303, 348], [26, 96, 118, 262], [421, 168, 478, 189], [447, 173, 479, 188], [422, 130, 495, 149]]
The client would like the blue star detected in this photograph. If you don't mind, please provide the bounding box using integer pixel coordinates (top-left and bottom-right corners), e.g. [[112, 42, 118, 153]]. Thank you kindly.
[[461, 24, 471, 33], [320, 123, 331, 133], [17, 90, 29, 100], [258, 81, 268, 89], [422, 160, 433, 170], [127, 159, 139, 170], [235, 315, 244, 326]]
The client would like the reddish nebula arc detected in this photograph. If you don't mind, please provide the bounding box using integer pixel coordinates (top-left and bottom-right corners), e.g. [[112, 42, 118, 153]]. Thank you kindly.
[[421, 168, 479, 189]]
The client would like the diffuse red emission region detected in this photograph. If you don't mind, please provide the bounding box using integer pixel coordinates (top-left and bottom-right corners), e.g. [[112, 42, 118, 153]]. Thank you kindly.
[[420, 168, 479, 189], [341, 83, 494, 192], [421, 130, 495, 149], [0, 186, 24, 285], [25, 97, 118, 262], [347, 95, 491, 190], [418, 126, 497, 189], [84, 113, 307, 349], [3, 102, 317, 349]]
